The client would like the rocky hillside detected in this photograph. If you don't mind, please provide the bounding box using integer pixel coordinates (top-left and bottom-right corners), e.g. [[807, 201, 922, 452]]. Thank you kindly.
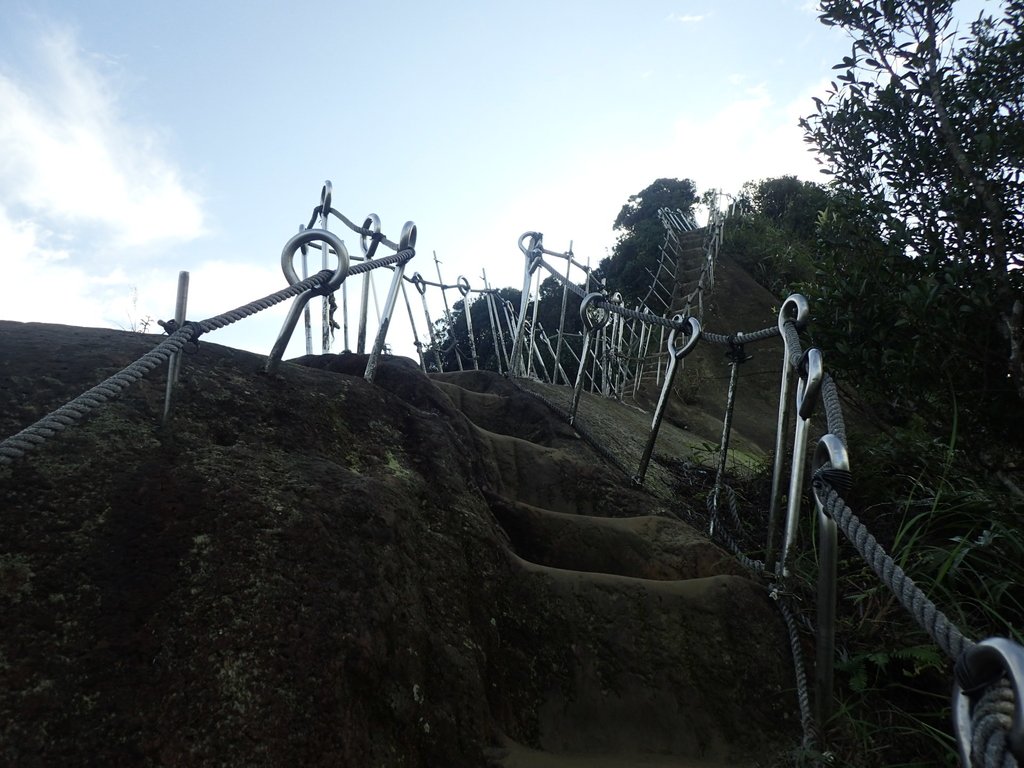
[[0, 319, 800, 766]]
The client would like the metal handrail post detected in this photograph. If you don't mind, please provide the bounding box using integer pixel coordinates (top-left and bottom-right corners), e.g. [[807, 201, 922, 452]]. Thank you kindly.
[[708, 343, 748, 536], [570, 293, 608, 424], [509, 233, 541, 378], [365, 223, 416, 383], [400, 280, 426, 373], [633, 316, 701, 485], [434, 251, 462, 371], [778, 347, 824, 576], [766, 295, 810, 570], [553, 241, 573, 384], [161, 270, 190, 426], [813, 434, 848, 730], [319, 182, 333, 353]]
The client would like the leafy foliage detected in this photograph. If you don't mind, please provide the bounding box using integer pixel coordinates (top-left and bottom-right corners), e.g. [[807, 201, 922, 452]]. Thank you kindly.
[[801, 0, 1024, 401]]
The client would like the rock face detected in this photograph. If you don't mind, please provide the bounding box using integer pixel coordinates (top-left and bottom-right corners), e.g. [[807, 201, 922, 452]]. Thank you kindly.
[[0, 321, 798, 767]]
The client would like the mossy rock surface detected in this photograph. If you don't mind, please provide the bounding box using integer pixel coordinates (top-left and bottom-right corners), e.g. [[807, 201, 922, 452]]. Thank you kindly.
[[0, 321, 797, 766]]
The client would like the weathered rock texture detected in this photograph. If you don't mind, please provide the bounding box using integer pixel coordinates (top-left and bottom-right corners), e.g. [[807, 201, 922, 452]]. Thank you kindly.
[[0, 321, 798, 767]]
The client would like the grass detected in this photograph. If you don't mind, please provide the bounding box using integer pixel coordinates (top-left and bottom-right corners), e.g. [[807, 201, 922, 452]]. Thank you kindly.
[[669, 404, 1024, 767]]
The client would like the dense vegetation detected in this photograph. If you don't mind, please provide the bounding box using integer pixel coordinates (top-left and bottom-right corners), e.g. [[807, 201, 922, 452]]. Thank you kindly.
[[727, 1, 1024, 763]]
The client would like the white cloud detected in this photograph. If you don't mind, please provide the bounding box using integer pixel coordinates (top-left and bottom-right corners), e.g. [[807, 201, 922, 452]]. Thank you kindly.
[[667, 13, 707, 23], [0, 202, 137, 327], [0, 29, 204, 250]]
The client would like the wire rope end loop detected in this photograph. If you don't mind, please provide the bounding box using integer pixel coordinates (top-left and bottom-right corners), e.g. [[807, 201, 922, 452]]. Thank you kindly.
[[518, 231, 542, 256], [580, 292, 609, 332], [457, 276, 471, 298], [281, 228, 350, 293], [779, 293, 810, 333], [668, 315, 701, 360], [320, 181, 333, 219], [953, 638, 1024, 763], [411, 272, 427, 296], [812, 433, 852, 503], [360, 213, 382, 256], [797, 348, 824, 420], [399, 221, 417, 252]]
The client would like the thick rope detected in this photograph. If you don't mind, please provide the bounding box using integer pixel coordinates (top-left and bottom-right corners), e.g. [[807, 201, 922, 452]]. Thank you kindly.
[[701, 326, 781, 346], [971, 680, 1018, 767], [707, 484, 819, 751], [0, 269, 336, 466], [820, 374, 847, 447], [775, 593, 820, 751], [815, 479, 974, 660], [347, 248, 414, 276]]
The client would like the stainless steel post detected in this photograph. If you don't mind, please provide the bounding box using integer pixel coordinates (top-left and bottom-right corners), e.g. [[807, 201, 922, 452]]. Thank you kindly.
[[553, 241, 573, 384], [778, 347, 824, 576], [709, 343, 747, 537], [570, 293, 608, 424], [319, 182, 332, 353], [161, 270, 190, 426], [434, 251, 462, 371], [400, 280, 426, 373], [509, 233, 541, 378], [526, 270, 542, 378], [456, 277, 479, 370], [356, 214, 383, 355], [812, 433, 848, 730], [767, 294, 810, 571], [633, 316, 700, 486], [299, 225, 313, 355], [365, 222, 416, 383]]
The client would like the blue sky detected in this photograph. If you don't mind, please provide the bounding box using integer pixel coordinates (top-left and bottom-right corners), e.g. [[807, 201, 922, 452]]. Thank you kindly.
[[1, 0, 859, 360]]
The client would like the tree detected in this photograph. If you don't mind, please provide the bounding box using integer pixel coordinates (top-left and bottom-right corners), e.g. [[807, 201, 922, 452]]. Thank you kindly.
[[726, 177, 833, 297], [801, 0, 1024, 400], [598, 178, 699, 303]]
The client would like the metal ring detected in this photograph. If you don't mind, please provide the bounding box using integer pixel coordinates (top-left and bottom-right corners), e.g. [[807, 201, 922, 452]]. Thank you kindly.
[[579, 292, 609, 332], [400, 221, 417, 251], [667, 315, 701, 360], [411, 272, 427, 296], [954, 637, 1024, 762], [797, 348, 824, 420], [610, 292, 623, 306], [281, 228, 349, 292], [360, 213, 382, 256], [813, 433, 850, 475], [457, 276, 470, 297], [518, 231, 541, 256], [779, 293, 809, 332], [320, 181, 333, 219]]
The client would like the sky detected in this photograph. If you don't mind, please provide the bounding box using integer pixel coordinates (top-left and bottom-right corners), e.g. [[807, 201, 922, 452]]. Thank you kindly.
[[0, 0, 859, 363]]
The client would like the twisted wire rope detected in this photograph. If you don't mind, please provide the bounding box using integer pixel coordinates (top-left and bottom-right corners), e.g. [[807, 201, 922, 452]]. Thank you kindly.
[[775, 593, 820, 751], [0, 268, 346, 466], [707, 482, 818, 751], [816, 481, 973, 660]]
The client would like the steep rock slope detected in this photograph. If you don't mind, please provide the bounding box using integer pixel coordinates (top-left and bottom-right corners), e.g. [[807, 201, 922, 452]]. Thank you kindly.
[[0, 321, 798, 766]]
